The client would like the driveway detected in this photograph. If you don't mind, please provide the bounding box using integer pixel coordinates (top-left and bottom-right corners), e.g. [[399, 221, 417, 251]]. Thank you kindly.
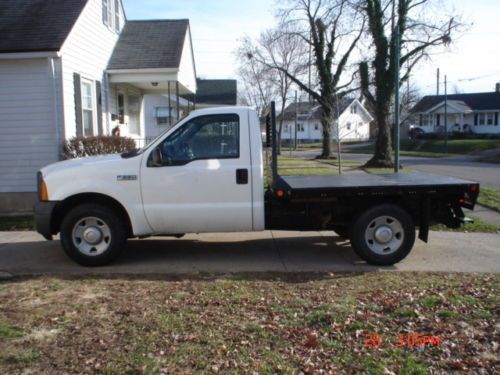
[[0, 230, 498, 276]]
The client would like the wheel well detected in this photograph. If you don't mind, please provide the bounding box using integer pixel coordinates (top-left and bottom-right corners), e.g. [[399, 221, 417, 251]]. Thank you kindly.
[[51, 193, 134, 238]]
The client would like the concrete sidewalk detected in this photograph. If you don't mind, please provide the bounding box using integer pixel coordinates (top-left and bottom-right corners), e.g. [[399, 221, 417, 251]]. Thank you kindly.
[[0, 230, 499, 276]]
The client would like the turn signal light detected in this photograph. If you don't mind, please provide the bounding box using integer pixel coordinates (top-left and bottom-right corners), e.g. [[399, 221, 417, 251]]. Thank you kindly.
[[39, 179, 49, 201]]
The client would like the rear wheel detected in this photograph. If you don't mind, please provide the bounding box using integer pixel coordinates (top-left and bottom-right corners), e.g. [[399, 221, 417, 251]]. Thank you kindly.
[[350, 204, 415, 265], [60, 204, 127, 266]]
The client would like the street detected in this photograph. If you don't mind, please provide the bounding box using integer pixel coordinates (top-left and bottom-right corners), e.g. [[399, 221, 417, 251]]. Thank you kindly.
[[0, 230, 498, 276]]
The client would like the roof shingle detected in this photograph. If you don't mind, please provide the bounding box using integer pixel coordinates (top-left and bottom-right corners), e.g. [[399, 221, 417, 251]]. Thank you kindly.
[[413, 92, 500, 112], [107, 20, 189, 70], [0, 0, 89, 53]]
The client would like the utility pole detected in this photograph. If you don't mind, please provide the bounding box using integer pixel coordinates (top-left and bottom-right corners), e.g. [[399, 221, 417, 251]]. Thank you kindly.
[[393, 1, 400, 173], [444, 75, 448, 154], [437, 68, 440, 95], [294, 91, 298, 150]]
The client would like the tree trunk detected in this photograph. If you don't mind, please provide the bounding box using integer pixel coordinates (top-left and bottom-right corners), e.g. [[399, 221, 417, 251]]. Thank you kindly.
[[318, 104, 335, 159], [365, 101, 394, 167]]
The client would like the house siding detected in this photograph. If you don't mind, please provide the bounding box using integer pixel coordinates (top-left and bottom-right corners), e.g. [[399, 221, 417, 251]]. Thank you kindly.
[[0, 58, 61, 193], [60, 0, 123, 138]]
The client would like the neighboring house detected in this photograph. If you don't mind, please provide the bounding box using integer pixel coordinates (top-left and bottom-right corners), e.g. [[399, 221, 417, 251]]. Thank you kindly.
[[411, 85, 500, 135], [279, 98, 373, 142], [0, 0, 197, 213]]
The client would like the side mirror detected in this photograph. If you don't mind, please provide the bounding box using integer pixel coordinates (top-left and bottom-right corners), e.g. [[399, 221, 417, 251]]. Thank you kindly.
[[150, 147, 163, 167]]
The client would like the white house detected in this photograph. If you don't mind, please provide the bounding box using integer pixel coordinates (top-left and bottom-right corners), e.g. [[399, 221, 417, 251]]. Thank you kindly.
[[279, 98, 373, 143], [412, 86, 500, 135], [0, 0, 197, 213]]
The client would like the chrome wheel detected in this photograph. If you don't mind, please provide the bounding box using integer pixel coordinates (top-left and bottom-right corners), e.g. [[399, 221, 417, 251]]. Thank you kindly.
[[72, 217, 112, 256], [364, 215, 404, 255]]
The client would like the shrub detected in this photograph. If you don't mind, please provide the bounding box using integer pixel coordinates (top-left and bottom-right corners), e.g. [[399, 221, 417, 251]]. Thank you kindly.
[[62, 136, 137, 159]]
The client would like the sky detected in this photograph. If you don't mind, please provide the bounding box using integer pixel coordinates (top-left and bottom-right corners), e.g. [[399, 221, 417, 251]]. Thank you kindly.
[[122, 0, 500, 96]]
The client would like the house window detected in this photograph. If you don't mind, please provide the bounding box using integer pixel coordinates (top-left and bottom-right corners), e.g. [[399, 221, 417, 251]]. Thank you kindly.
[[479, 113, 486, 125], [81, 79, 94, 136], [422, 115, 431, 127], [155, 107, 171, 125], [117, 93, 125, 124], [102, 0, 111, 26], [284, 124, 289, 132], [346, 122, 352, 130], [114, 0, 121, 32], [351, 104, 357, 114], [487, 113, 494, 125], [314, 123, 319, 130], [298, 123, 305, 132]]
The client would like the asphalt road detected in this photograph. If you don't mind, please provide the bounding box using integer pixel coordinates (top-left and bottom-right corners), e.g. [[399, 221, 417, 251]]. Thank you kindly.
[[0, 230, 498, 276], [291, 150, 500, 189]]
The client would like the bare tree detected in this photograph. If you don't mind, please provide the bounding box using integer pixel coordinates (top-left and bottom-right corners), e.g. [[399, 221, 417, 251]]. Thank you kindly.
[[236, 40, 276, 118], [256, 0, 366, 159], [359, 0, 463, 167], [239, 27, 309, 154]]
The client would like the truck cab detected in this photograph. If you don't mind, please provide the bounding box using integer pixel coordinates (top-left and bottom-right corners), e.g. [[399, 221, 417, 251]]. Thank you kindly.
[[36, 107, 265, 265]]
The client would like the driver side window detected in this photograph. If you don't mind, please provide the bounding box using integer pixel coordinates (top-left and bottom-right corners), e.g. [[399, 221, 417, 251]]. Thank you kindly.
[[160, 114, 240, 165]]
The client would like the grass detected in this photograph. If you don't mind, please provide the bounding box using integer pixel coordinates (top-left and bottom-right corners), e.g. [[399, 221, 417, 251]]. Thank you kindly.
[[0, 216, 33, 231], [477, 187, 500, 212], [430, 217, 499, 233], [0, 273, 497, 374], [344, 139, 500, 157]]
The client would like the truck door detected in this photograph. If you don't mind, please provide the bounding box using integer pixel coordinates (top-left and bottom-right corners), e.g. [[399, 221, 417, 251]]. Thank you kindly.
[[140, 110, 254, 234]]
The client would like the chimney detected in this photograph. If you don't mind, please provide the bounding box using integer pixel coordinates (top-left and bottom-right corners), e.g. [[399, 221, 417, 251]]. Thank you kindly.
[[496, 82, 500, 93]]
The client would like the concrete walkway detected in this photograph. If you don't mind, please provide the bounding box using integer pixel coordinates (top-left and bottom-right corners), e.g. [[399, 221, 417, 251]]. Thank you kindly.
[[0, 230, 498, 276]]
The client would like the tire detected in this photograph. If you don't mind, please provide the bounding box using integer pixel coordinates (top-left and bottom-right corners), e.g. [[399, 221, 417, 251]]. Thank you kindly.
[[350, 204, 415, 266], [60, 203, 127, 266], [332, 225, 350, 239]]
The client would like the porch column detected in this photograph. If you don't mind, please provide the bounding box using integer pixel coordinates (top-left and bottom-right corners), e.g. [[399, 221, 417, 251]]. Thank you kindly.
[[168, 81, 172, 127], [176, 81, 180, 121]]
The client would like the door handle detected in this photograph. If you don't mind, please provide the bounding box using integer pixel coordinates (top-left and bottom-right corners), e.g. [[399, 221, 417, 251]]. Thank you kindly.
[[236, 169, 248, 185]]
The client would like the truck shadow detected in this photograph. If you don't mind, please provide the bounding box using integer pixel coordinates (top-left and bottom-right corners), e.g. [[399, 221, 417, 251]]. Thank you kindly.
[[0, 234, 396, 279]]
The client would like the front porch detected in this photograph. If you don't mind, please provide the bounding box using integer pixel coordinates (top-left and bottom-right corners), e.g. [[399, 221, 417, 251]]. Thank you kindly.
[[105, 19, 197, 146]]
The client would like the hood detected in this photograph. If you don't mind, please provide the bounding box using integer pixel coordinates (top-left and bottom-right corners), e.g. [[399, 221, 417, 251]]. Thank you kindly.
[[40, 154, 124, 176]]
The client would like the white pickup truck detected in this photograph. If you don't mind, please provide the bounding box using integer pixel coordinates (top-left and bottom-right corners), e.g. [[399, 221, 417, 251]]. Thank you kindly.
[[35, 104, 479, 267]]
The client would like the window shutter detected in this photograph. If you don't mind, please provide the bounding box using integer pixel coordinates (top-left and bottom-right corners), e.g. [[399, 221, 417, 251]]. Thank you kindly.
[[73, 73, 83, 137], [495, 112, 499, 126], [474, 114, 478, 126], [436, 114, 440, 126], [96, 81, 103, 135], [419, 115, 422, 126]]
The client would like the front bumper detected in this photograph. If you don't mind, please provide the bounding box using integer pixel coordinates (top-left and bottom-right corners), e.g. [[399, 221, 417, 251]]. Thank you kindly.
[[34, 201, 58, 240]]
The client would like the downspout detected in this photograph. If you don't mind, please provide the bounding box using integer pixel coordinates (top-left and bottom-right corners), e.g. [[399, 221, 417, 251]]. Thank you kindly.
[[49, 57, 62, 160]]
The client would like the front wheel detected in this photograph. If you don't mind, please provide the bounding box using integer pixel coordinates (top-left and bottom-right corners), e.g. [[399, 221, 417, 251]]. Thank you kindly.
[[350, 204, 415, 266], [60, 204, 127, 266]]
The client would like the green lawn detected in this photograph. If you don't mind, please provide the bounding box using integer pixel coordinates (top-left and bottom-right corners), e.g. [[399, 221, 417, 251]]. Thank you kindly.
[[0, 273, 498, 374], [477, 187, 500, 212], [344, 139, 500, 157]]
